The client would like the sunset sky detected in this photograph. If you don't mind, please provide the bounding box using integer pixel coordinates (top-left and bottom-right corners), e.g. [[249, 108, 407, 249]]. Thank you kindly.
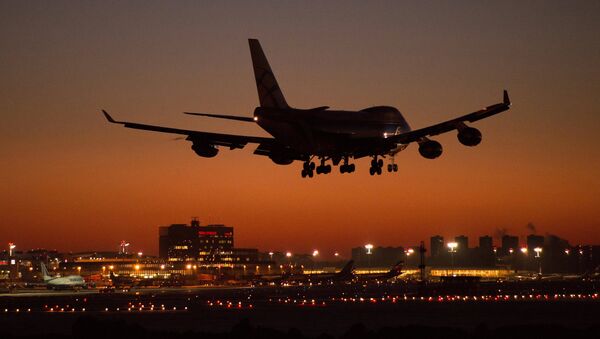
[[1, 1, 599, 257]]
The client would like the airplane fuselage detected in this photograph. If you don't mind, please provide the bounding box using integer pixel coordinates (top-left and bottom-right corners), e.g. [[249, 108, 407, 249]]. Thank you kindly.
[[254, 106, 411, 156]]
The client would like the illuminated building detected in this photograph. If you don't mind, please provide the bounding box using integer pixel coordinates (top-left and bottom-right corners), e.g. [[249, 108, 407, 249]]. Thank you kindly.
[[158, 222, 200, 261], [158, 218, 257, 266], [197, 224, 234, 263]]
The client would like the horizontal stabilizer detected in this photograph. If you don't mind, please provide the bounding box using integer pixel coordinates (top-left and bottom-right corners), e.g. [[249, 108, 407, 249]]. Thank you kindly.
[[183, 112, 255, 122]]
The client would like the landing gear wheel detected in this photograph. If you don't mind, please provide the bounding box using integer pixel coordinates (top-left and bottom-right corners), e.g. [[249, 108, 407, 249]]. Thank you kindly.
[[393, 164, 398, 172], [387, 164, 393, 172], [377, 159, 384, 168], [349, 164, 355, 173], [301, 169, 307, 178], [376, 167, 382, 175], [369, 167, 375, 176]]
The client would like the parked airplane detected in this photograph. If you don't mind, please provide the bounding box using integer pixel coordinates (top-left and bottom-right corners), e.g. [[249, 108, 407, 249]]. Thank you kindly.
[[103, 39, 511, 178], [109, 271, 136, 288], [357, 261, 404, 282], [286, 260, 356, 284], [40, 263, 86, 289]]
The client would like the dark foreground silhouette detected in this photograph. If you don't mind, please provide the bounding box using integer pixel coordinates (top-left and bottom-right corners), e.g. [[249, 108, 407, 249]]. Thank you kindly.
[[2, 316, 599, 339]]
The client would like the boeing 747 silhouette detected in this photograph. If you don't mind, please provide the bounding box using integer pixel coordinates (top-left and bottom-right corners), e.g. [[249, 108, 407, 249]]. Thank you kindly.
[[103, 39, 511, 177]]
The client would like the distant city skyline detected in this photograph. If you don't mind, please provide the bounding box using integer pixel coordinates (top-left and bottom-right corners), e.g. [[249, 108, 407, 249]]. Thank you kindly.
[[1, 2, 599, 253]]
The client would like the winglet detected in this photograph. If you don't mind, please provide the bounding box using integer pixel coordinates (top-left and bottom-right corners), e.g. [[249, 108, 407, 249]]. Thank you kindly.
[[102, 110, 118, 123], [503, 90, 510, 106]]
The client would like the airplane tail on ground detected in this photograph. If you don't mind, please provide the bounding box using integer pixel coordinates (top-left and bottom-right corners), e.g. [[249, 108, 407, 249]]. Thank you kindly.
[[386, 261, 404, 278], [338, 260, 355, 277], [249, 39, 290, 109], [40, 262, 51, 282]]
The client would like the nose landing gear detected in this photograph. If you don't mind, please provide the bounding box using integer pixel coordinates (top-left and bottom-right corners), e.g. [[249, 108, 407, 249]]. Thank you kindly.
[[387, 157, 398, 172]]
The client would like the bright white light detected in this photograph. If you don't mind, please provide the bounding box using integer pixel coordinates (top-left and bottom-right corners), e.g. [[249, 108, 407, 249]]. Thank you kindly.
[[312, 250, 319, 257], [534, 247, 542, 257], [406, 248, 414, 256], [365, 244, 373, 254], [520, 247, 528, 254], [285, 252, 292, 258], [447, 242, 458, 252]]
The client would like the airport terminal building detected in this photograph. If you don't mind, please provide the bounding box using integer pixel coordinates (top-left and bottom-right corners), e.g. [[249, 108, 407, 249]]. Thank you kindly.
[[158, 218, 258, 266]]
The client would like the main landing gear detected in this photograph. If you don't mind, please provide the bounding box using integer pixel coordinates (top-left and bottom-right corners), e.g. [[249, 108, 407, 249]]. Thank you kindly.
[[369, 156, 384, 176], [302, 157, 333, 178], [340, 157, 355, 174], [301, 161, 315, 178], [316, 158, 332, 175]]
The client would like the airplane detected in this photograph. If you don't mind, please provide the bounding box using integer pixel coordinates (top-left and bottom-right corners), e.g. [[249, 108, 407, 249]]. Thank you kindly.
[[109, 271, 136, 288], [40, 262, 86, 290], [287, 260, 356, 284], [252, 271, 292, 286], [357, 261, 403, 282], [102, 39, 511, 178]]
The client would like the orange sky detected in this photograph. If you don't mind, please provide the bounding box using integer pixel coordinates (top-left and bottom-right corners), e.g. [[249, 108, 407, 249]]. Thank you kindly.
[[1, 2, 599, 257]]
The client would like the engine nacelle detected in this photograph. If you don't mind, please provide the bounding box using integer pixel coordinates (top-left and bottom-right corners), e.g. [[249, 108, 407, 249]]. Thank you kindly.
[[457, 127, 482, 147], [191, 142, 218, 158], [418, 140, 443, 159], [268, 154, 294, 165]]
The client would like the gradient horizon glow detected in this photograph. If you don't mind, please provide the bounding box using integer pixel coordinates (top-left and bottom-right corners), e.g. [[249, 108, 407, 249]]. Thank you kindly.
[[1, 1, 599, 256]]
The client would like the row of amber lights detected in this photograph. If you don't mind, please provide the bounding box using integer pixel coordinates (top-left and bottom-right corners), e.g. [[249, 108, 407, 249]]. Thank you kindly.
[[269, 293, 600, 305], [3, 293, 598, 313]]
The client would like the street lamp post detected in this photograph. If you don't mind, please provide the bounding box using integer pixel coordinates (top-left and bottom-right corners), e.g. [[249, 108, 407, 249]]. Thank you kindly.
[[286, 251, 292, 269], [447, 242, 458, 275], [365, 244, 373, 273], [534, 247, 543, 275]]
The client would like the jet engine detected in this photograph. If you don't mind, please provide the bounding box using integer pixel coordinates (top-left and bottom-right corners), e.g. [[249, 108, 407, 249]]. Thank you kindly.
[[418, 140, 443, 159], [457, 127, 482, 146], [191, 142, 219, 158], [269, 154, 294, 165]]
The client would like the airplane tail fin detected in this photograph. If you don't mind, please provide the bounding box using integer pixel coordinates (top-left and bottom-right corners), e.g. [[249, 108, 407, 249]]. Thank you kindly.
[[389, 261, 403, 276], [40, 262, 51, 281], [338, 260, 354, 277], [248, 39, 290, 109]]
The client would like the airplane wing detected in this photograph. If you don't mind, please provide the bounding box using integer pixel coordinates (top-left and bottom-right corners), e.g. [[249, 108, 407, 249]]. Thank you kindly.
[[102, 110, 274, 150], [183, 112, 256, 122], [390, 90, 511, 144]]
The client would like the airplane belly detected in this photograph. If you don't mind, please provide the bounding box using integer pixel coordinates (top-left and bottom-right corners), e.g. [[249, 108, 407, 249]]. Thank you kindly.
[[313, 121, 398, 139]]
